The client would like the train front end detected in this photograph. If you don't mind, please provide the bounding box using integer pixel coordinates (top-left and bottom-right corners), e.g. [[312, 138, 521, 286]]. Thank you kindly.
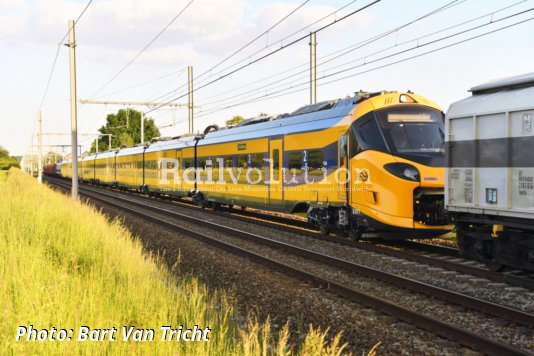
[[348, 92, 450, 238]]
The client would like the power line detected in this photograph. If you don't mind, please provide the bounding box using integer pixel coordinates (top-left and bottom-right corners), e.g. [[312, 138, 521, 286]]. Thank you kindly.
[[149, 0, 370, 105], [194, 0, 462, 92], [33, 0, 93, 155], [94, 68, 187, 99], [197, 1, 527, 109], [196, 0, 311, 82], [37, 0, 93, 114], [197, 0, 472, 108], [194, 11, 534, 119], [88, 0, 196, 99], [146, 0, 383, 114], [147, 0, 334, 106], [192, 0, 360, 89]]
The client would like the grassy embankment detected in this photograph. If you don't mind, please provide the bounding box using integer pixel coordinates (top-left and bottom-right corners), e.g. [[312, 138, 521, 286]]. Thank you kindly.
[[0, 169, 349, 355]]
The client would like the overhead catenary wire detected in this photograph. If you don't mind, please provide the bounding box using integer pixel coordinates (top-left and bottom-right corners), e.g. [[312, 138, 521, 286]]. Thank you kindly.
[[148, 0, 379, 106], [195, 0, 311, 82], [194, 11, 534, 119], [94, 68, 187, 100], [36, 0, 93, 117], [146, 0, 383, 114], [191, 0, 360, 89], [31, 0, 93, 157], [88, 0, 196, 100], [195, 0, 465, 90], [196, 0, 482, 107], [146, 0, 345, 106], [198, 0, 527, 110]]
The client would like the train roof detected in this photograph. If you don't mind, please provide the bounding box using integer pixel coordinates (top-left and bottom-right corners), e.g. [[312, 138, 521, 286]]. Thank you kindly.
[[198, 95, 357, 146], [448, 73, 534, 118], [77, 92, 382, 156], [93, 150, 118, 159], [144, 135, 197, 153], [81, 154, 97, 161], [116, 145, 145, 157], [470, 72, 534, 94], [135, 95, 357, 153]]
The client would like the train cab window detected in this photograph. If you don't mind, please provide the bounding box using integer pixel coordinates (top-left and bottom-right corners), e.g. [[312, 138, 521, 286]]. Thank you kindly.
[[339, 135, 347, 167], [353, 115, 388, 152], [375, 106, 444, 154], [348, 128, 359, 159]]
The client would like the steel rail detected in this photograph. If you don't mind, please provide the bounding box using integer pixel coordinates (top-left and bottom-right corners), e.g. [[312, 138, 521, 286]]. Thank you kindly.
[[50, 178, 534, 328], [45, 175, 534, 291]]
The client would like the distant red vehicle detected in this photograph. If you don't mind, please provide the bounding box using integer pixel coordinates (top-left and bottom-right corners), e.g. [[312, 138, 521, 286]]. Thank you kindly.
[[43, 163, 59, 176]]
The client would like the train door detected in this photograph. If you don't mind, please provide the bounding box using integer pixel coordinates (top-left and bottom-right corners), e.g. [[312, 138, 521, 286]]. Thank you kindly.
[[269, 139, 283, 207], [338, 133, 348, 201]]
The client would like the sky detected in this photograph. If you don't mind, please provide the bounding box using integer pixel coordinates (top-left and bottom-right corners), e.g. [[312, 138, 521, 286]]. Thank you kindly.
[[1, 0, 533, 157]]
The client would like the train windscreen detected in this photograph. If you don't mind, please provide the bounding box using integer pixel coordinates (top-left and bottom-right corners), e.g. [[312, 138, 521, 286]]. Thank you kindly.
[[375, 106, 445, 154]]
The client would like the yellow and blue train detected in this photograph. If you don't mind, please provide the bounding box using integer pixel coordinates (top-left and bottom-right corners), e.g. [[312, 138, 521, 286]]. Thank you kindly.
[[57, 90, 449, 238]]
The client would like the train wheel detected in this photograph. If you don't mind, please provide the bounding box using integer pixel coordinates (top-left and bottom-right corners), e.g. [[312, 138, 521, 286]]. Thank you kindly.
[[484, 260, 504, 272], [319, 224, 330, 235], [349, 229, 362, 241], [192, 192, 205, 208]]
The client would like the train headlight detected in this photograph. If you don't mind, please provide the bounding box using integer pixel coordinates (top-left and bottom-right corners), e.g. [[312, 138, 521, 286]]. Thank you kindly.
[[384, 163, 420, 182]]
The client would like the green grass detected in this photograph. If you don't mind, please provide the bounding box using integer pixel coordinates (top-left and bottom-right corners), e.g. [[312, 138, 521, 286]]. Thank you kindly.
[[0, 170, 7, 181], [0, 169, 350, 355]]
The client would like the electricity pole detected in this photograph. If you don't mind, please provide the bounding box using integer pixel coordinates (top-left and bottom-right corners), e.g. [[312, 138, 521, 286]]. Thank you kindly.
[[309, 32, 317, 105], [67, 19, 78, 200], [188, 65, 194, 134], [37, 111, 43, 184]]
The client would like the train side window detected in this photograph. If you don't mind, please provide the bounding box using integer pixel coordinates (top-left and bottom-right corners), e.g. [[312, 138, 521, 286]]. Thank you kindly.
[[308, 150, 324, 175], [197, 157, 207, 170], [250, 153, 264, 169], [288, 152, 303, 172], [183, 158, 193, 169], [237, 155, 248, 169], [224, 157, 233, 168]]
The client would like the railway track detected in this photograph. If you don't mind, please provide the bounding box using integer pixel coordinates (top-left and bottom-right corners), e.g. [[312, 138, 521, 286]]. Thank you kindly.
[[46, 177, 534, 355], [48, 176, 534, 292]]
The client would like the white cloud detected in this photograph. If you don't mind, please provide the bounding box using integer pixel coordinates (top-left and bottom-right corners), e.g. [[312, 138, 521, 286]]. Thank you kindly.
[[0, 0, 375, 66]]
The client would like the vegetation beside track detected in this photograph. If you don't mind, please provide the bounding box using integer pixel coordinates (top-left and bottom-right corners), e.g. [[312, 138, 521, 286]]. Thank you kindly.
[[0, 169, 349, 355]]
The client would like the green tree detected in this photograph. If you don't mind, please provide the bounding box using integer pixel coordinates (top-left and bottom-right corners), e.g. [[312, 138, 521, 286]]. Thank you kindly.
[[90, 109, 161, 153], [0, 146, 20, 170], [225, 115, 245, 127]]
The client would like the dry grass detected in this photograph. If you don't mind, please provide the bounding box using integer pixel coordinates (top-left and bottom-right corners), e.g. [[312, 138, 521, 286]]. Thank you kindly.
[[0, 169, 350, 355]]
